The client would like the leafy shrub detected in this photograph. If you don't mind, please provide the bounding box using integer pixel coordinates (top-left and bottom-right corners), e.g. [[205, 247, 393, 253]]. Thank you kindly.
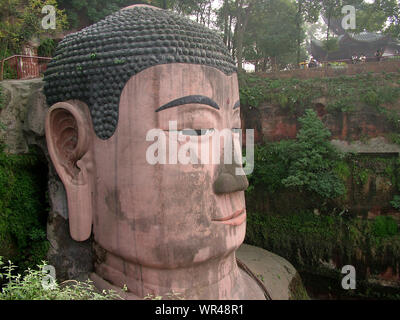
[[248, 109, 345, 201], [390, 195, 400, 210], [372, 216, 398, 238], [281, 110, 345, 198], [322, 38, 339, 52], [0, 146, 48, 269], [362, 90, 380, 107], [0, 258, 122, 300], [37, 38, 57, 58]]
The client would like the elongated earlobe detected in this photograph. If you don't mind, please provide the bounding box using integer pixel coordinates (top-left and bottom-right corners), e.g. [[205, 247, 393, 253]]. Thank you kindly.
[[45, 101, 94, 241]]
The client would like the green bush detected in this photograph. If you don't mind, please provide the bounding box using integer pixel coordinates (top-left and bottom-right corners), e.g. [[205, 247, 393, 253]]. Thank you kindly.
[[238, 71, 400, 117], [390, 195, 400, 210], [0, 258, 123, 300], [37, 39, 57, 58], [362, 90, 380, 107], [0, 146, 48, 269], [246, 211, 400, 270], [248, 109, 345, 201], [372, 216, 398, 238]]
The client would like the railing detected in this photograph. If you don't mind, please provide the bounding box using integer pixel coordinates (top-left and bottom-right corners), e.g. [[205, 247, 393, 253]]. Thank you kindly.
[[0, 55, 52, 81]]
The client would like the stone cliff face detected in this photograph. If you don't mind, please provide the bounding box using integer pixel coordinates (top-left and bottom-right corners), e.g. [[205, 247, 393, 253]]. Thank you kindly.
[[243, 101, 400, 143], [242, 100, 400, 216], [240, 66, 400, 297]]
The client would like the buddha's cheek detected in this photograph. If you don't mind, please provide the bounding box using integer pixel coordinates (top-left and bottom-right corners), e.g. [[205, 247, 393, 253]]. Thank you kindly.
[[141, 166, 245, 267]]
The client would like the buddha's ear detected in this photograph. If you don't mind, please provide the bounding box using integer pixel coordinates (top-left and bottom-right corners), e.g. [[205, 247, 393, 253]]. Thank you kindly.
[[45, 100, 94, 241]]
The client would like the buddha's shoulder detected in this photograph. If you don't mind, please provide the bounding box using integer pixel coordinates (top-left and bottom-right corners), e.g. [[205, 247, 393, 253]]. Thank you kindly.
[[236, 244, 309, 300]]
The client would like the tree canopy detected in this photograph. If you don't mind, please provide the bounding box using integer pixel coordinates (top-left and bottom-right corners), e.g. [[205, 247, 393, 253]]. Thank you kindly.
[[2, 0, 400, 71]]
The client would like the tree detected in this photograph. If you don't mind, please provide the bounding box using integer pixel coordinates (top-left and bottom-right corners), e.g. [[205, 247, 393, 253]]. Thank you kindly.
[[320, 0, 342, 41], [0, 0, 67, 59], [281, 109, 345, 200], [294, 0, 320, 65], [243, 0, 303, 71], [216, 0, 237, 54], [232, 0, 256, 71], [58, 0, 142, 28], [322, 36, 339, 61]]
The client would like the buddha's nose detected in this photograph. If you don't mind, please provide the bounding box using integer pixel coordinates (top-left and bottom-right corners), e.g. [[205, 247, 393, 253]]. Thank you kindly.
[[213, 153, 249, 194]]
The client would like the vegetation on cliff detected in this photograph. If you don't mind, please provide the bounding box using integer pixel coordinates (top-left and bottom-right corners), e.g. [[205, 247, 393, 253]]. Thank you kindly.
[[245, 210, 400, 299], [239, 71, 400, 131], [0, 145, 48, 270], [247, 108, 346, 209], [244, 97, 400, 298]]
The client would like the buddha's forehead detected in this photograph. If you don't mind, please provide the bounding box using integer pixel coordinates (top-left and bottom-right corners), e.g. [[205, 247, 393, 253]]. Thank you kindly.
[[43, 6, 236, 140], [114, 63, 239, 136], [119, 63, 238, 118], [125, 63, 238, 96]]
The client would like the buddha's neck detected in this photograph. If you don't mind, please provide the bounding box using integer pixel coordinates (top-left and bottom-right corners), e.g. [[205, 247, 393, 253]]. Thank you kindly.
[[94, 248, 246, 299]]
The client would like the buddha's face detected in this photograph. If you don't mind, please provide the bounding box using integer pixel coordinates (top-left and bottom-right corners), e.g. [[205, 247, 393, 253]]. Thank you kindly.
[[47, 63, 248, 269]]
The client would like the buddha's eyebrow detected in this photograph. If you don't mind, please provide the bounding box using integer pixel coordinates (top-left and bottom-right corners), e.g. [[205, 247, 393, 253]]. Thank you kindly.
[[233, 100, 240, 110], [155, 95, 220, 112]]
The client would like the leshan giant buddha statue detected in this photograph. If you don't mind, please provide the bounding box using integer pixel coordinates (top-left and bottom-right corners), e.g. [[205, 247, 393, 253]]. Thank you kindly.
[[43, 5, 267, 299]]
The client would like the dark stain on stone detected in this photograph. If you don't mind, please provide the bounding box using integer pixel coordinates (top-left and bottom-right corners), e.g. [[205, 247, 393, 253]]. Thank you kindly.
[[105, 188, 157, 233], [105, 188, 127, 220], [92, 241, 107, 265]]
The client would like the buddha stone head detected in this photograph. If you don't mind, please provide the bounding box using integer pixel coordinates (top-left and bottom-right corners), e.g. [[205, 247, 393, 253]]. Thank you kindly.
[[44, 5, 264, 299]]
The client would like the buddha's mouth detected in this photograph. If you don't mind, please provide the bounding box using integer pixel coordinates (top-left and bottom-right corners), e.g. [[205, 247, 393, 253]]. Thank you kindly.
[[212, 208, 246, 226]]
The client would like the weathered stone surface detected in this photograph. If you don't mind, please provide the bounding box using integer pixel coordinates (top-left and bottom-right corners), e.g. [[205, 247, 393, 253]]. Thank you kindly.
[[246, 102, 399, 144], [236, 244, 309, 300], [47, 211, 93, 282], [0, 79, 44, 153], [331, 137, 400, 154]]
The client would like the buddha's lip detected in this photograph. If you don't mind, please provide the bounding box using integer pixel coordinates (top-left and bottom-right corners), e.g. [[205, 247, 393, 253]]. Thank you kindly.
[[212, 209, 246, 226]]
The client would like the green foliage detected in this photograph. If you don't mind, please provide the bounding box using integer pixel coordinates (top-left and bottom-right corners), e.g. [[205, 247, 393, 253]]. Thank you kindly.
[[246, 210, 400, 278], [362, 89, 380, 107], [322, 37, 339, 53], [248, 109, 345, 201], [372, 216, 398, 238], [243, 0, 303, 71], [37, 38, 57, 57], [0, 0, 68, 74], [281, 110, 345, 199], [334, 160, 351, 181], [239, 72, 400, 127], [58, 0, 141, 28], [390, 195, 400, 210], [327, 61, 347, 67], [0, 259, 123, 300], [0, 147, 48, 269]]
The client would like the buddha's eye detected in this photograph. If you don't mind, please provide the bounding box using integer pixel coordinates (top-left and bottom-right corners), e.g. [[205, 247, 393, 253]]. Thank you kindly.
[[178, 129, 215, 136]]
